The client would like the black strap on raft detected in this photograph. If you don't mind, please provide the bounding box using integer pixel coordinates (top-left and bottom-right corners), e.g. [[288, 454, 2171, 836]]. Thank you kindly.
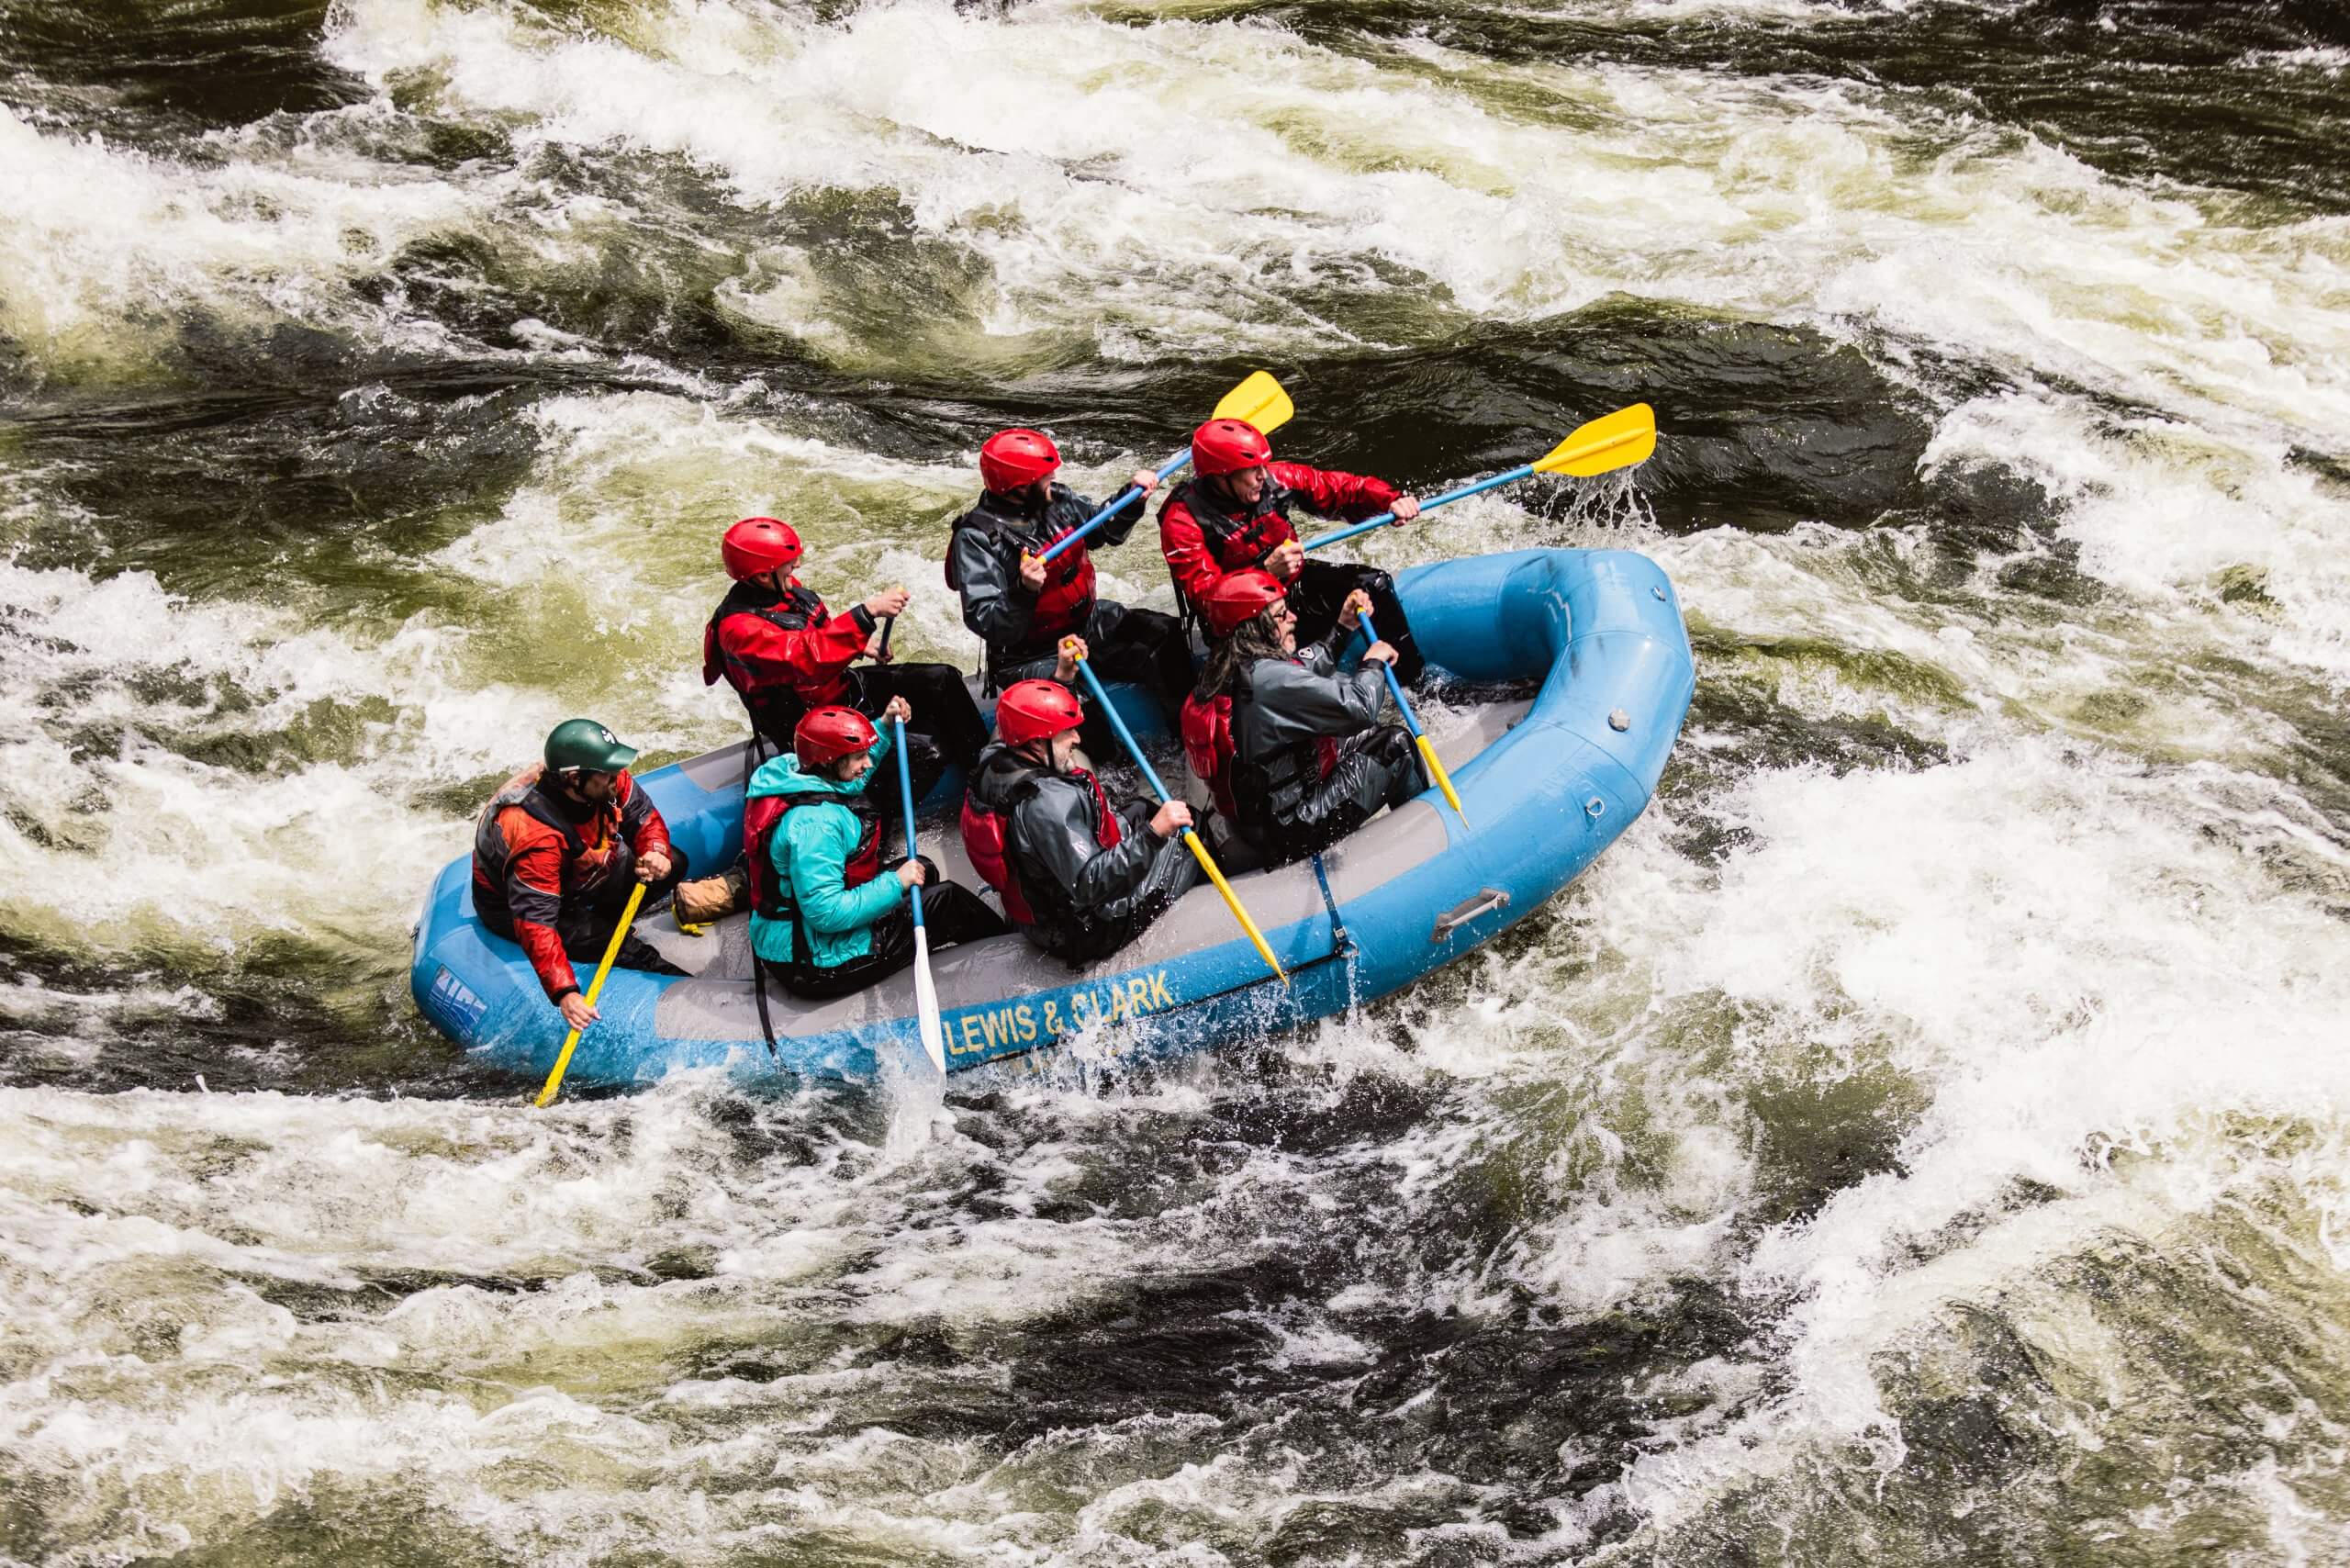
[[1309, 852, 1353, 957], [751, 958, 781, 1064]]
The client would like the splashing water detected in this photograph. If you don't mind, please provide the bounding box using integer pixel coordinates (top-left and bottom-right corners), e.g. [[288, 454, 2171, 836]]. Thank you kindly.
[[6, 0, 2350, 1561]]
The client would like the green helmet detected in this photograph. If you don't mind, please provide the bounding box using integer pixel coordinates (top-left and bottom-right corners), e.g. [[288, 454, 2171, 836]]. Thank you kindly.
[[543, 718, 639, 775]]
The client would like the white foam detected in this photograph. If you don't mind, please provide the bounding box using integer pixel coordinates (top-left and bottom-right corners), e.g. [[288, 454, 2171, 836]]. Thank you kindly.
[[2, 0, 2348, 1554], [0, 102, 483, 373], [0, 560, 476, 946], [2239, 46, 2350, 73], [313, 0, 2350, 633], [1508, 730, 2350, 1531]]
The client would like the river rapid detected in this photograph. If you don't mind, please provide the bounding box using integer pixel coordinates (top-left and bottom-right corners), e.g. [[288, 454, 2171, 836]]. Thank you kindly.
[[6, 1, 2350, 1562]]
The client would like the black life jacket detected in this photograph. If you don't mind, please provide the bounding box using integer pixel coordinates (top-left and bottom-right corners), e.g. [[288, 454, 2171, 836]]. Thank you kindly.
[[946, 484, 1101, 666], [959, 749, 1125, 953], [702, 579, 854, 747], [744, 790, 883, 964]]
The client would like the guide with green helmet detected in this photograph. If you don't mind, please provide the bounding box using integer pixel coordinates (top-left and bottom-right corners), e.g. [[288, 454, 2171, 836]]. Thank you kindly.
[[544, 718, 640, 775], [472, 719, 685, 1024]]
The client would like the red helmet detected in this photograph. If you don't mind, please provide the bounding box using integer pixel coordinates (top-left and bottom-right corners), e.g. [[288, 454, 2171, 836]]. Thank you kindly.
[[722, 516, 802, 582], [1202, 567, 1288, 637], [979, 429, 1060, 494], [1191, 418, 1272, 476], [794, 705, 877, 769], [995, 679, 1085, 746]]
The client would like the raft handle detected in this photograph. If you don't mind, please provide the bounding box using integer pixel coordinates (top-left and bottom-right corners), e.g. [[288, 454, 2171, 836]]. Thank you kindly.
[[1433, 888, 1510, 941]]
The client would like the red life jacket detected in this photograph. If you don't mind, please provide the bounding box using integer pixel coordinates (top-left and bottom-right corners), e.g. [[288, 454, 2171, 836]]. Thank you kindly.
[[946, 486, 1099, 660], [743, 791, 882, 923], [960, 751, 1120, 928], [1180, 692, 1242, 824], [702, 579, 854, 743], [1164, 474, 1299, 578]]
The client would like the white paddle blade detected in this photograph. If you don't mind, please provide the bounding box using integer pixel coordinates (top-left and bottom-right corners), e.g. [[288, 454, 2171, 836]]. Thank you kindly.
[[912, 927, 947, 1074]]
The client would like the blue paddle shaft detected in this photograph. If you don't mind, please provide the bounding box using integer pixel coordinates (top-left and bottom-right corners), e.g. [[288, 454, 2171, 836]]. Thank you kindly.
[[892, 718, 924, 930], [1302, 462, 1538, 554], [1357, 611, 1424, 741], [1070, 658, 1186, 822], [1037, 450, 1192, 565], [1072, 658, 1204, 851]]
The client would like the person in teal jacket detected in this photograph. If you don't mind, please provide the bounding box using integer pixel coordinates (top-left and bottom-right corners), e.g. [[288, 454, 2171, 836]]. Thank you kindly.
[[745, 697, 1007, 999]]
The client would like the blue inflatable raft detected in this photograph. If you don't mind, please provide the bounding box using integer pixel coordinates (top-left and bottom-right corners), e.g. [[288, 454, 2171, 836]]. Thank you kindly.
[[409, 548, 1694, 1083]]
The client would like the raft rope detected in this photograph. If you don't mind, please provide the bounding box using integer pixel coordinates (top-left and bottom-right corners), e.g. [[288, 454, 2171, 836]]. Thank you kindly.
[[750, 959, 781, 1064], [1308, 852, 1353, 957]]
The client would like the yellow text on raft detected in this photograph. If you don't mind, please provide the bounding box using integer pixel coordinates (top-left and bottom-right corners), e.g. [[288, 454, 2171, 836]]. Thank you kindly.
[[948, 970, 1179, 1058]]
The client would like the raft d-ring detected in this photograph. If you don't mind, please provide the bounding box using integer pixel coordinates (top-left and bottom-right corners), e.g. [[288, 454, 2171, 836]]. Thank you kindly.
[[1585, 795, 1606, 818], [1652, 585, 1668, 601]]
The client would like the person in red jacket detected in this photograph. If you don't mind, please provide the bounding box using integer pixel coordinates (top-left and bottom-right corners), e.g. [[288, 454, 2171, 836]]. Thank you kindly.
[[1158, 419, 1427, 684], [472, 719, 688, 1031], [703, 515, 988, 802]]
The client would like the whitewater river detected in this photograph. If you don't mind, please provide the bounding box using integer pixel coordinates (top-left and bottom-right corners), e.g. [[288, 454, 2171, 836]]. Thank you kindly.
[[6, 0, 2350, 1561]]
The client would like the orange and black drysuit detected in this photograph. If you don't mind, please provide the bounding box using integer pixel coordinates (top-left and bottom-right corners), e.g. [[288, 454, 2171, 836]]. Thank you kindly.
[[1159, 463, 1427, 684], [703, 576, 988, 799], [471, 765, 687, 1003]]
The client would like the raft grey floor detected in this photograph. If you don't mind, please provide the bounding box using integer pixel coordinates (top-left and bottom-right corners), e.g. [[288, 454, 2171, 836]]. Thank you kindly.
[[641, 697, 1530, 1044]]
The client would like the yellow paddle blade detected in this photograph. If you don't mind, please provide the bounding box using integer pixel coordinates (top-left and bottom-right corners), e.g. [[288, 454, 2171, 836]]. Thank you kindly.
[[1181, 831, 1289, 984], [1212, 370, 1294, 437], [1416, 734, 1468, 827], [1532, 402, 1656, 477]]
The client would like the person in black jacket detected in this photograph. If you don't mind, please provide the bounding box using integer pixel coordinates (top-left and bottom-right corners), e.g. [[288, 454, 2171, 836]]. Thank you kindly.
[[1180, 569, 1418, 868], [946, 427, 1193, 754], [958, 649, 1200, 965]]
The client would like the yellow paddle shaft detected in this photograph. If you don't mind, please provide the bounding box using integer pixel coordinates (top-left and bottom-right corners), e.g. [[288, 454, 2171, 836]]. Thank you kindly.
[[1415, 733, 1468, 826], [533, 879, 648, 1108], [1180, 829, 1288, 985]]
